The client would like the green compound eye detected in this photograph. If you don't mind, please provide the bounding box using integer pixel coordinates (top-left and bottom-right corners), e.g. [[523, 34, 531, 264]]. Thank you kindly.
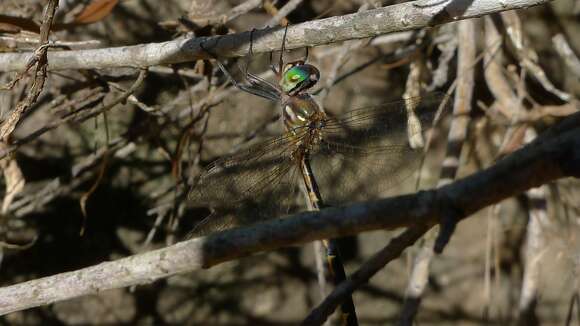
[[287, 68, 306, 83], [280, 64, 319, 94]]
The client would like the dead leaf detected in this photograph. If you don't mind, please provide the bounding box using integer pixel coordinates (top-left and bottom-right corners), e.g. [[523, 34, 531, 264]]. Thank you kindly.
[[498, 124, 528, 157], [79, 151, 109, 236], [74, 0, 119, 24], [0, 142, 25, 214]]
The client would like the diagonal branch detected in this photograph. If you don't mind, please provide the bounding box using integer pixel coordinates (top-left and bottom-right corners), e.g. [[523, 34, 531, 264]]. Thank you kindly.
[[0, 0, 554, 72], [0, 110, 578, 316], [304, 225, 430, 325]]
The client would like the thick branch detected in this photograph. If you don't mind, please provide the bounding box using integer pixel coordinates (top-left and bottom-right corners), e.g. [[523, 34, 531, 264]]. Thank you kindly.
[[0, 0, 552, 72], [0, 111, 578, 315]]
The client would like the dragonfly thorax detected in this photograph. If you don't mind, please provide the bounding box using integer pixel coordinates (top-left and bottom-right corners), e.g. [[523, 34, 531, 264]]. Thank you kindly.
[[279, 61, 320, 96], [283, 93, 325, 163], [282, 94, 325, 132]]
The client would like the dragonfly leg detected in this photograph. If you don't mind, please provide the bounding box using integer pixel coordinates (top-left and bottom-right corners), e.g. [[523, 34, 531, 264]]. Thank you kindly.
[[239, 29, 282, 97], [199, 40, 239, 87], [199, 38, 280, 101], [237, 28, 256, 81], [277, 24, 290, 75], [303, 46, 309, 62], [269, 52, 278, 75]]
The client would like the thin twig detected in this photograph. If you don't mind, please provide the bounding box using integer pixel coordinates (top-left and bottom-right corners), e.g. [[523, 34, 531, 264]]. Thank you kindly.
[[304, 225, 430, 326], [518, 171, 549, 322], [0, 70, 147, 160], [399, 18, 477, 324], [552, 33, 580, 78], [0, 0, 59, 140], [501, 11, 571, 101], [262, 0, 304, 28]]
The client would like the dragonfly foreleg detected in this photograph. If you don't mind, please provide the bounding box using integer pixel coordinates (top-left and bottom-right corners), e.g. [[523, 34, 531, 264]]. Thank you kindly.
[[200, 38, 281, 101]]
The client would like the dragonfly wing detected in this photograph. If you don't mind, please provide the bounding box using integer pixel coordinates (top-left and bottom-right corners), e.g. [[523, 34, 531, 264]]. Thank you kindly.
[[310, 94, 449, 204], [188, 132, 306, 236], [321, 93, 446, 144], [245, 72, 282, 102], [239, 80, 281, 102]]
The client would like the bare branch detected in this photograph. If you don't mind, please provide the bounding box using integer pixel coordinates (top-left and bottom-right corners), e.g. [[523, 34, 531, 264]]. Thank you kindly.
[[0, 0, 554, 72], [0, 111, 578, 315], [518, 180, 549, 322]]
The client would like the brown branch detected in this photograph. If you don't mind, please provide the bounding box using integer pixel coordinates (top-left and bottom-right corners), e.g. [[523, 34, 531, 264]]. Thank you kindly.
[[7, 136, 129, 219], [0, 110, 578, 315], [0, 0, 59, 141], [483, 15, 527, 130]]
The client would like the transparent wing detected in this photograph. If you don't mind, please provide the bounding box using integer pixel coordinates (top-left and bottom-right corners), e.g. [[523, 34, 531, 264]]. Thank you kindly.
[[188, 129, 308, 236], [187, 93, 448, 236], [310, 94, 447, 204]]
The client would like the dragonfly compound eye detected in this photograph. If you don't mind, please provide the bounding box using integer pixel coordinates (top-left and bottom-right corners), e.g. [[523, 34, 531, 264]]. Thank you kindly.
[[281, 64, 321, 95]]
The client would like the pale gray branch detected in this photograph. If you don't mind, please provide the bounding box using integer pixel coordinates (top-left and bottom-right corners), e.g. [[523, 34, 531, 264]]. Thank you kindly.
[[552, 33, 580, 78], [399, 18, 477, 324], [0, 0, 553, 72], [0, 111, 578, 316]]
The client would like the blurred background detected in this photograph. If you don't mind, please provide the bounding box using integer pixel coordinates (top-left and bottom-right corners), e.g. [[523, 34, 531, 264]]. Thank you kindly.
[[0, 0, 579, 324]]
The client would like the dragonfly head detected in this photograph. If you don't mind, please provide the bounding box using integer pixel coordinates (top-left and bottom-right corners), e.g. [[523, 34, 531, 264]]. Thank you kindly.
[[280, 61, 320, 96]]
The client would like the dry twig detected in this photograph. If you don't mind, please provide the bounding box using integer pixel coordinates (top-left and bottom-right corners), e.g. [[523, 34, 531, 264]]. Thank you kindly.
[[0, 0, 59, 140], [399, 18, 477, 324]]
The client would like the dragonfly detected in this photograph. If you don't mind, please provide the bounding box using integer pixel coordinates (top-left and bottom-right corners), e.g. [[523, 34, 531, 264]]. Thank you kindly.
[[188, 40, 443, 234], [189, 27, 444, 325]]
